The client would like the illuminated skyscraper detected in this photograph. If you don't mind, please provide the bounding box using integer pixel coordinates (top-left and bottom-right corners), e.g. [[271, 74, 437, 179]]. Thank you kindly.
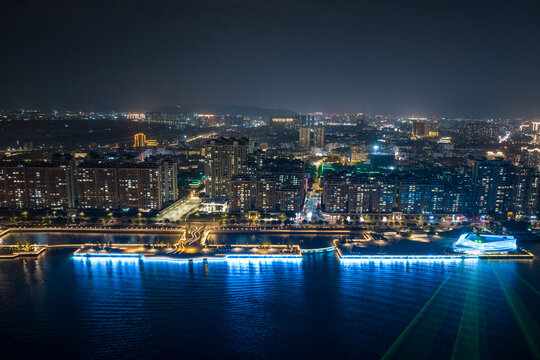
[[269, 159, 305, 212], [355, 113, 365, 129], [205, 137, 249, 199], [0, 162, 75, 209], [321, 176, 350, 213], [118, 165, 162, 210], [321, 172, 396, 214], [76, 165, 120, 210], [134, 133, 146, 147], [411, 119, 428, 137], [160, 161, 178, 205], [463, 121, 498, 141], [299, 127, 311, 149], [314, 126, 325, 147], [472, 160, 513, 215], [399, 178, 444, 214], [133, 133, 157, 147], [513, 166, 540, 217], [255, 175, 277, 212], [230, 175, 254, 212], [77, 163, 163, 210]]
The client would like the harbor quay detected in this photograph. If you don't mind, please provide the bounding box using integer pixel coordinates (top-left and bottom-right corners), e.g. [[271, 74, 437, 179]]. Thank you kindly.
[[333, 233, 534, 260], [0, 244, 47, 259], [0, 226, 535, 262], [73, 243, 302, 261]]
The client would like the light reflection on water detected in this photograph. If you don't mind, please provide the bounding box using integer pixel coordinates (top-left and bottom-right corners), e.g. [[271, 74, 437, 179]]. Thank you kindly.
[[0, 235, 539, 359]]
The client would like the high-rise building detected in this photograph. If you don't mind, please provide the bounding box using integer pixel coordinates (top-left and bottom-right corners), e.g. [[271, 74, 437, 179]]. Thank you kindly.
[[118, 165, 162, 210], [204, 137, 249, 199], [268, 159, 305, 212], [524, 171, 540, 217], [442, 169, 472, 214], [297, 114, 315, 127], [0, 162, 75, 209], [0, 160, 171, 211], [255, 175, 277, 212], [463, 122, 498, 142], [248, 139, 260, 154], [134, 133, 146, 147], [321, 176, 350, 213], [77, 163, 163, 210], [26, 164, 76, 209], [350, 142, 369, 164], [230, 175, 254, 212], [521, 148, 540, 171], [76, 165, 120, 210], [133, 133, 157, 147], [197, 114, 216, 127], [398, 178, 444, 214], [472, 160, 514, 215], [299, 127, 311, 149], [314, 126, 325, 147], [513, 166, 540, 217], [144, 112, 179, 124], [160, 161, 178, 205], [355, 113, 365, 130], [228, 158, 305, 213], [412, 120, 428, 137], [353, 176, 395, 213], [321, 172, 396, 214]]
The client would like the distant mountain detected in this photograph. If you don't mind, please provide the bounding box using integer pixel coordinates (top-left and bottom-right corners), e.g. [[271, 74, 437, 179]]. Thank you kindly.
[[158, 104, 298, 117]]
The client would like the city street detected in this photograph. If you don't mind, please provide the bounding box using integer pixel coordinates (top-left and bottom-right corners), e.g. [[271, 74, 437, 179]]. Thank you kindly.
[[157, 197, 201, 222], [298, 192, 321, 222]]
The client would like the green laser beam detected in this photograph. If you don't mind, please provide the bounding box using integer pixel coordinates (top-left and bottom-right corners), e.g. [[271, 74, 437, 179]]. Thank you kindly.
[[390, 282, 459, 359], [513, 271, 540, 298], [451, 271, 479, 360], [492, 265, 540, 359], [381, 271, 454, 360]]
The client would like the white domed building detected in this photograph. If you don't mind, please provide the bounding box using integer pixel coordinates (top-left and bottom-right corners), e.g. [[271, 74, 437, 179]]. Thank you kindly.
[[454, 233, 517, 255]]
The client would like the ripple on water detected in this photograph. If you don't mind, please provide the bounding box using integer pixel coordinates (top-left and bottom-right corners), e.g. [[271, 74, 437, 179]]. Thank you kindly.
[[0, 239, 539, 359]]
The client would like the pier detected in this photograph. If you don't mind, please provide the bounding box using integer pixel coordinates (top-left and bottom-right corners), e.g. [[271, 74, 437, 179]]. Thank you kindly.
[[0, 245, 47, 259], [73, 243, 302, 262], [0, 227, 536, 262], [333, 239, 534, 260]]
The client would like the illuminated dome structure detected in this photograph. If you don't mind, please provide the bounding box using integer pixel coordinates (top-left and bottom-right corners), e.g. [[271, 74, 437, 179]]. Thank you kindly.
[[454, 233, 517, 255]]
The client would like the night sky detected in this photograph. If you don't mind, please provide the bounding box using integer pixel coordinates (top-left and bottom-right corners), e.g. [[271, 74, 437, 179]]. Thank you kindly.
[[2, 0, 540, 116]]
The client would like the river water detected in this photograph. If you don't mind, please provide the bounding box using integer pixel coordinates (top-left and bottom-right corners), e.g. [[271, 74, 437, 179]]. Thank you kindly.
[[0, 233, 539, 359]]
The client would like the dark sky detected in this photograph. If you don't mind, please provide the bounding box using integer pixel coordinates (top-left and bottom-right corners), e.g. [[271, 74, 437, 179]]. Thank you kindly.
[[2, 0, 540, 116]]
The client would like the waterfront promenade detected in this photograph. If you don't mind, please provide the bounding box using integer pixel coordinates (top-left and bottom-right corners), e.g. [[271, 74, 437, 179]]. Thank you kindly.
[[1, 225, 535, 262]]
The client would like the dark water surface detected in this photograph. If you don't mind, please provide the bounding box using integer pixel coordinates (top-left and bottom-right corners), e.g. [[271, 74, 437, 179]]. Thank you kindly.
[[1, 233, 540, 359]]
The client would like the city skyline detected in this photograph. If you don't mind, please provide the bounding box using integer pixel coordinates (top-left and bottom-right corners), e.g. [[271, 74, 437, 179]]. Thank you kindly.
[[2, 0, 540, 117], [1, 2, 540, 359], [2, 106, 540, 120]]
